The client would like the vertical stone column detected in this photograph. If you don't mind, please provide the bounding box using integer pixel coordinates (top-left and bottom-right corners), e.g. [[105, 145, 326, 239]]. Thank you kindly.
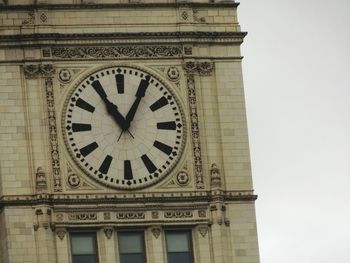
[[55, 228, 70, 263], [146, 226, 165, 263], [193, 225, 212, 263], [99, 227, 116, 263], [34, 206, 57, 263], [209, 163, 234, 263]]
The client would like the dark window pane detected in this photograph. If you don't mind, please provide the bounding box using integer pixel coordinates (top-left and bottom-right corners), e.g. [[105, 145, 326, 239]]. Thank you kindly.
[[70, 233, 98, 263], [166, 230, 193, 263], [168, 253, 192, 263], [118, 231, 146, 263], [71, 235, 95, 254], [166, 232, 190, 252], [72, 255, 96, 263], [120, 254, 145, 263], [118, 232, 144, 253]]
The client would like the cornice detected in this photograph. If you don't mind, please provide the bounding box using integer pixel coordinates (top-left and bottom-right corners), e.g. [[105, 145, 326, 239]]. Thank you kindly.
[[0, 191, 257, 208], [0, 2, 239, 10], [0, 31, 247, 42]]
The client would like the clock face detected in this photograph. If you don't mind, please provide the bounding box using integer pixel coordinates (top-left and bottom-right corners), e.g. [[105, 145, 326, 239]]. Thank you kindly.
[[63, 66, 185, 189]]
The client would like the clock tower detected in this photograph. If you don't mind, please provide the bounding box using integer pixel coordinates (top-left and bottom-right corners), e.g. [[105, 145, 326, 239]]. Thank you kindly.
[[0, 1, 260, 263]]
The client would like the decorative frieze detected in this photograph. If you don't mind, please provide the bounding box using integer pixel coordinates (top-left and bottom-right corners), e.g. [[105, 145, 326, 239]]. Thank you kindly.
[[68, 213, 97, 221], [116, 212, 145, 220], [52, 45, 183, 60], [164, 211, 193, 218]]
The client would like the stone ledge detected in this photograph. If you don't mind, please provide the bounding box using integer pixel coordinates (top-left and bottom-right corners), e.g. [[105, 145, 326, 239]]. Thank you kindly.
[[0, 190, 257, 207], [0, 2, 239, 10]]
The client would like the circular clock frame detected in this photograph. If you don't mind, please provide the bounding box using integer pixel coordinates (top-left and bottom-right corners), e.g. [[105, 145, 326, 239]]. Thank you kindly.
[[61, 64, 187, 190]]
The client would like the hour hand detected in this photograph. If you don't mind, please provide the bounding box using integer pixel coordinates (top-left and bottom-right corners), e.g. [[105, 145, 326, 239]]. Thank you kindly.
[[91, 80, 126, 129]]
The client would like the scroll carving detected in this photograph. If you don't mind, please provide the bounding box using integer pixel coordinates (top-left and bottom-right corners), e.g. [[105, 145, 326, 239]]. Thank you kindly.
[[52, 45, 183, 59]]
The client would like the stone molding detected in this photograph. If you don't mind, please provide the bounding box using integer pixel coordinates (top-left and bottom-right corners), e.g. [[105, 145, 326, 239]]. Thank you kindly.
[[0, 191, 257, 207], [0, 32, 247, 48], [0, 2, 239, 10]]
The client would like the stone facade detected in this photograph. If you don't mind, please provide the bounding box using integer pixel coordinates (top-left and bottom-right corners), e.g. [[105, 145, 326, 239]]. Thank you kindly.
[[0, 1, 260, 263]]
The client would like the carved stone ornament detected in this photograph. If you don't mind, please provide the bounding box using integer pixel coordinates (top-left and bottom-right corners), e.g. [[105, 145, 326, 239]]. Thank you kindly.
[[58, 69, 72, 83], [176, 169, 189, 186], [23, 64, 55, 79], [198, 225, 209, 237], [152, 211, 159, 219], [45, 77, 62, 192], [67, 173, 81, 188], [167, 67, 180, 81], [52, 45, 183, 59], [104, 227, 114, 239], [56, 228, 66, 240], [181, 11, 189, 20], [68, 213, 97, 221], [104, 212, 111, 220], [210, 163, 222, 189], [164, 211, 193, 218], [151, 227, 161, 239], [22, 11, 35, 25], [116, 212, 145, 220], [56, 213, 64, 222], [36, 166, 47, 192], [198, 210, 206, 218], [193, 9, 206, 23], [40, 12, 47, 23], [183, 61, 214, 76], [183, 70, 203, 188]]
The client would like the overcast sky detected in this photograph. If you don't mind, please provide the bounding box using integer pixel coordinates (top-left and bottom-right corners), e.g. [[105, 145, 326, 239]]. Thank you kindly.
[[238, 1, 350, 262]]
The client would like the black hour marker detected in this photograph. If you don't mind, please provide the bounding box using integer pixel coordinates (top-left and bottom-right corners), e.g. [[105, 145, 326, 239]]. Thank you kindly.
[[72, 123, 92, 132], [124, 160, 133, 180], [76, 98, 95, 113], [99, 155, 112, 174], [153, 140, 173, 155], [157, 121, 176, 130], [141, 154, 157, 173], [150, 96, 168, 112], [80, 142, 98, 157], [115, 73, 124, 94]]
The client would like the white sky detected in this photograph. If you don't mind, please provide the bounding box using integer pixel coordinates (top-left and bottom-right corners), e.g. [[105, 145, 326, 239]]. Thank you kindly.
[[238, 0, 350, 262]]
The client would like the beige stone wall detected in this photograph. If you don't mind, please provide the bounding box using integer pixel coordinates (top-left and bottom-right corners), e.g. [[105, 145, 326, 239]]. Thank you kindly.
[[0, 1, 259, 262]]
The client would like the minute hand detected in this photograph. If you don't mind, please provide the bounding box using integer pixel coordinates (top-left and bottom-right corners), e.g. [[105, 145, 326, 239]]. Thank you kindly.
[[124, 76, 150, 130], [91, 80, 126, 129]]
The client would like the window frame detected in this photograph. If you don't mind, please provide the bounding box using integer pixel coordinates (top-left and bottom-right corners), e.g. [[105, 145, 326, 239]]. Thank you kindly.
[[117, 229, 147, 263], [165, 229, 194, 263], [69, 231, 99, 263]]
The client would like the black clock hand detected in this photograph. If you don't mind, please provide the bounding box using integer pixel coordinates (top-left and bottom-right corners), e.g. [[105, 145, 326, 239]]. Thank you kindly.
[[124, 75, 151, 130], [91, 80, 127, 129]]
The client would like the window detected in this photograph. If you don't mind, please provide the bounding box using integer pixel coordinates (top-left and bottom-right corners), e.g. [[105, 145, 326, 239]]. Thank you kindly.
[[70, 232, 99, 263], [118, 231, 146, 263], [165, 230, 193, 263]]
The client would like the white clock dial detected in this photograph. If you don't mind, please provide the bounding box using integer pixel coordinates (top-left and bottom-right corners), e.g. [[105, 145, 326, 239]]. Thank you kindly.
[[63, 66, 185, 189]]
